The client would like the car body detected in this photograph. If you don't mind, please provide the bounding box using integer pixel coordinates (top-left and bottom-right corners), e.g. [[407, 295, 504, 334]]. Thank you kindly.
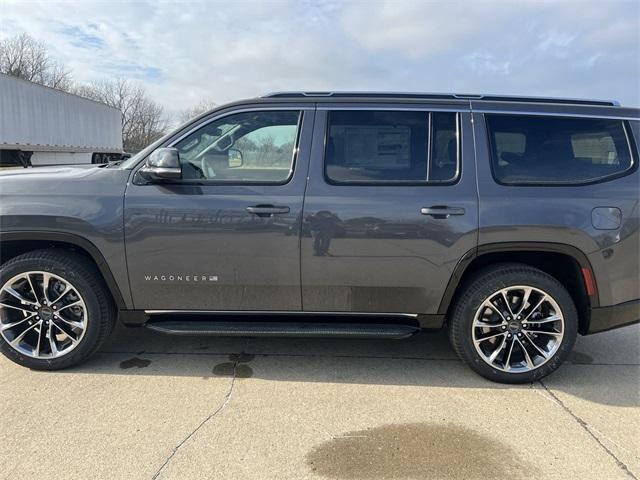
[[1, 92, 638, 382]]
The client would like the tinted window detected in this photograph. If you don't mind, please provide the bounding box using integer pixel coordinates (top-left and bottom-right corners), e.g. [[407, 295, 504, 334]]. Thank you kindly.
[[430, 112, 459, 181], [175, 110, 300, 183], [486, 115, 633, 184], [325, 110, 459, 184]]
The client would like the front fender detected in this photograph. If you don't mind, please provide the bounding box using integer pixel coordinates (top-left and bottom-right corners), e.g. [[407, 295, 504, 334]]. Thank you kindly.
[[0, 166, 132, 308]]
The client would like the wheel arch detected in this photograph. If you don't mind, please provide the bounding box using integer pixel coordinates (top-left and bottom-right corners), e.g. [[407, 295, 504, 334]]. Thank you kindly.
[[0, 231, 126, 310], [439, 242, 598, 335]]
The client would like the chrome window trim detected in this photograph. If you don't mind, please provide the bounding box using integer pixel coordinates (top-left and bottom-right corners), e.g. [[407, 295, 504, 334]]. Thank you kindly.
[[455, 112, 461, 181]]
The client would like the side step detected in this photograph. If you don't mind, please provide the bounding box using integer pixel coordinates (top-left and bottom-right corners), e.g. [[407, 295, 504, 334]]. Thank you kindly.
[[145, 320, 419, 339]]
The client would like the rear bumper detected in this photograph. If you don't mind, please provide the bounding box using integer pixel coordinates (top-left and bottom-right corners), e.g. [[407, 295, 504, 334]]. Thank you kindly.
[[587, 300, 640, 334]]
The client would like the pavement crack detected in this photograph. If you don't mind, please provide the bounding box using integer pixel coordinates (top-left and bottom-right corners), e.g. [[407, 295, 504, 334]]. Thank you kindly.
[[538, 380, 638, 480], [150, 359, 239, 480]]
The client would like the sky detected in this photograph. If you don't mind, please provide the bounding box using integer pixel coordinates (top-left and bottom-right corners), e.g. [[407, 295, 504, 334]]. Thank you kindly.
[[1, 0, 639, 121]]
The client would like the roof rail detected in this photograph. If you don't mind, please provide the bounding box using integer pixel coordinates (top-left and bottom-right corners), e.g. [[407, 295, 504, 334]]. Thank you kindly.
[[260, 91, 620, 107], [261, 91, 456, 101]]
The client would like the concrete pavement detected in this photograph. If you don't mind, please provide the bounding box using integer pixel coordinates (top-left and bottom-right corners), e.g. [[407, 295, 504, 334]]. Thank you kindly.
[[1, 323, 638, 479]]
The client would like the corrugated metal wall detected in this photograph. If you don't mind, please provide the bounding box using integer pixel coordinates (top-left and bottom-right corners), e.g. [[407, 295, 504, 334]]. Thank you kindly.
[[0, 74, 123, 152]]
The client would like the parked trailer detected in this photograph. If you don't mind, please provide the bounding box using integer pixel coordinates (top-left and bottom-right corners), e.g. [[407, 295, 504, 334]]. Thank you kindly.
[[0, 73, 123, 167]]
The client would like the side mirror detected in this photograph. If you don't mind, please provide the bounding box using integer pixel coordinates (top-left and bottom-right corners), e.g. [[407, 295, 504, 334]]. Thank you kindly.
[[139, 148, 182, 181], [228, 148, 243, 168]]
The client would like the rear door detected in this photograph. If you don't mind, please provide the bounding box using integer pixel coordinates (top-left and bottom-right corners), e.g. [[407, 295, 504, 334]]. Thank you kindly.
[[124, 105, 314, 311], [301, 102, 478, 315]]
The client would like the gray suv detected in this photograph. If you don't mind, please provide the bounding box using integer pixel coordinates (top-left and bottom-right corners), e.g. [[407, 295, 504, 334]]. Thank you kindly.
[[1, 92, 638, 383]]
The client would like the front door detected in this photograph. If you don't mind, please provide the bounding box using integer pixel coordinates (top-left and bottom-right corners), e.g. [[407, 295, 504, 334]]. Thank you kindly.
[[301, 104, 478, 315], [124, 106, 314, 311]]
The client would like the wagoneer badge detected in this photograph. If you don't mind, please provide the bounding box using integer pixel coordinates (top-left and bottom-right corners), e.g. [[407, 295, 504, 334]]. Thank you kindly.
[[144, 274, 219, 283]]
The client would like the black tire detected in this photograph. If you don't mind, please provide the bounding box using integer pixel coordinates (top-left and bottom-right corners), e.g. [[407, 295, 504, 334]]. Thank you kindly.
[[0, 249, 116, 370], [448, 263, 578, 384]]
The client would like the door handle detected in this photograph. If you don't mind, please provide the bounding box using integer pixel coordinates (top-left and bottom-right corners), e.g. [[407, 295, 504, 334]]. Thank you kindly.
[[246, 205, 290, 217], [420, 206, 465, 218]]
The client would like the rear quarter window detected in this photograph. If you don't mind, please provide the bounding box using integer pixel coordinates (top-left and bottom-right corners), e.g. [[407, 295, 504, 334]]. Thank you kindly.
[[486, 114, 634, 185]]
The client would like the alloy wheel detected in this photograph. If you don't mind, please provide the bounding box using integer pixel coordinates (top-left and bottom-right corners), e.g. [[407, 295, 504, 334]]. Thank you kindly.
[[0, 271, 88, 359], [472, 285, 564, 373]]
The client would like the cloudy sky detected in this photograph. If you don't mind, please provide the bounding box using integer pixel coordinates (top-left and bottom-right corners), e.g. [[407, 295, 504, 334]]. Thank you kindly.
[[1, 0, 639, 120]]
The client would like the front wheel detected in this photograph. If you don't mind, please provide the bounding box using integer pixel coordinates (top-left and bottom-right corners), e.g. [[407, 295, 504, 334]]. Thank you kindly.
[[448, 263, 578, 383], [0, 249, 116, 370]]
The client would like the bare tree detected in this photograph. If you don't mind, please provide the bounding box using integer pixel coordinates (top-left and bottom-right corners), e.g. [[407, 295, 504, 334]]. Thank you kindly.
[[0, 33, 72, 91], [76, 79, 168, 152], [178, 99, 217, 124], [1, 32, 167, 152]]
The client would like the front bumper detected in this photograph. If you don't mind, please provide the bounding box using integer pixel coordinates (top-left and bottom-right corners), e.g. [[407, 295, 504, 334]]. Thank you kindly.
[[587, 299, 640, 334]]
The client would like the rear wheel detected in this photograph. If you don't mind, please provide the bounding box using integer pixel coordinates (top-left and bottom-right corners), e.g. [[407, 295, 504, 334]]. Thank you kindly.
[[0, 249, 115, 370], [449, 263, 578, 383]]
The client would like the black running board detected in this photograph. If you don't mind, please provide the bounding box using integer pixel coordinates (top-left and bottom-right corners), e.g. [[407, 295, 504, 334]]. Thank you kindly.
[[145, 320, 419, 339]]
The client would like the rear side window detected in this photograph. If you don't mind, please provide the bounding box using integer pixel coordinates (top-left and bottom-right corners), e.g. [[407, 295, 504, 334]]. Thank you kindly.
[[325, 110, 459, 184], [486, 114, 633, 184]]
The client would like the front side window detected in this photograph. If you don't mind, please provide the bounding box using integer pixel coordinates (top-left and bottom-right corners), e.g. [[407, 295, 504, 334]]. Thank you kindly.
[[486, 114, 633, 184], [174, 110, 300, 183], [325, 110, 459, 184]]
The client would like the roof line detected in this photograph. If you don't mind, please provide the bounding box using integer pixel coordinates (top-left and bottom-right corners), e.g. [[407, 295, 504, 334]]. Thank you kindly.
[[260, 91, 621, 107]]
